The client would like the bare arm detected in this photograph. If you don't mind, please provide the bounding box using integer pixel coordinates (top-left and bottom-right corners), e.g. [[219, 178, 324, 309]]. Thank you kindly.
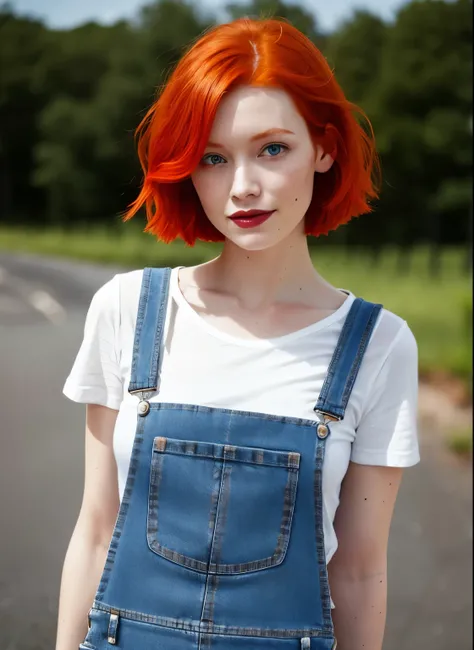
[[328, 462, 403, 650], [55, 404, 120, 650]]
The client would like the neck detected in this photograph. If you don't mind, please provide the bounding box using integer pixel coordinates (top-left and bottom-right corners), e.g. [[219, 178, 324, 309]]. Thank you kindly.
[[203, 229, 330, 311]]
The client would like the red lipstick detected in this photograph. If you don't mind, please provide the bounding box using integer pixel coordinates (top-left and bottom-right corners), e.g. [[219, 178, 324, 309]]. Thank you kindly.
[[229, 210, 275, 229]]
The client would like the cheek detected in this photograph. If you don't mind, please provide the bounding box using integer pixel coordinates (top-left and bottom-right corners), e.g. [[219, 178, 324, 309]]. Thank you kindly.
[[287, 157, 315, 185], [273, 160, 315, 202], [191, 174, 217, 209]]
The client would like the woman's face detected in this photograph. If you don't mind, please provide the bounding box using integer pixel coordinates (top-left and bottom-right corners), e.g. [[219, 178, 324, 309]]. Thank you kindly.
[[190, 85, 333, 251]]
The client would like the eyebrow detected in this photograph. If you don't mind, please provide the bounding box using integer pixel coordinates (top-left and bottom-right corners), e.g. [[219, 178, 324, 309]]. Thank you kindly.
[[207, 128, 295, 149]]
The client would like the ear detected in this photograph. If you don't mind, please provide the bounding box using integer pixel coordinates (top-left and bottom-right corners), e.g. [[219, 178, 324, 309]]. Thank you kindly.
[[314, 144, 334, 174]]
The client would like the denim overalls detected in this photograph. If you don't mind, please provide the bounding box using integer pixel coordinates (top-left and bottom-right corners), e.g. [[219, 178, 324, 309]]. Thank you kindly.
[[81, 267, 382, 650]]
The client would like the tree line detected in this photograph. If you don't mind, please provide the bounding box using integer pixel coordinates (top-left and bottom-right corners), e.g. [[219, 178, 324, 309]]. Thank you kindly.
[[0, 0, 472, 260]]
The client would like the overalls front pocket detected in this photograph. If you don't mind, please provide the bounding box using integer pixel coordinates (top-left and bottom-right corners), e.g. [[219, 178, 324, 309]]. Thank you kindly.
[[147, 436, 300, 574]]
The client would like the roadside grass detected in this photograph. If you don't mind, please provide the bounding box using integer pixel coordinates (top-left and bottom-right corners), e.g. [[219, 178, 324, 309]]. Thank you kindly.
[[447, 427, 473, 458], [1, 224, 471, 388]]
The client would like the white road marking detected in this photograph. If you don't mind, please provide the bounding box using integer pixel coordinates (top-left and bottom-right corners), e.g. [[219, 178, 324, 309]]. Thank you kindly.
[[0, 265, 66, 324], [28, 290, 66, 324]]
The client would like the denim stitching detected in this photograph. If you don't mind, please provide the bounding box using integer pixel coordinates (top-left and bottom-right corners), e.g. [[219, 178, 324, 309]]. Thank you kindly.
[[200, 458, 229, 638], [339, 305, 382, 410], [90, 603, 334, 637], [128, 268, 152, 393], [315, 300, 382, 420], [148, 268, 171, 388], [95, 416, 146, 602], [146, 439, 163, 557], [146, 438, 300, 574], [313, 437, 334, 632], [319, 304, 381, 418], [210, 462, 232, 568], [315, 298, 362, 410], [152, 436, 301, 469], [133, 401, 321, 428]]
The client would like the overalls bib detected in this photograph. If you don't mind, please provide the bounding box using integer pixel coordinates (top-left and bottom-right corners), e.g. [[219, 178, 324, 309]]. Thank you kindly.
[[81, 267, 382, 650]]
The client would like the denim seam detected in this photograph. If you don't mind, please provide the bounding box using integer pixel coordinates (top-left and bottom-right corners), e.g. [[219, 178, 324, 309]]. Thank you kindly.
[[128, 267, 152, 392], [315, 301, 382, 419], [147, 268, 170, 388], [314, 437, 334, 632], [315, 298, 361, 409], [95, 416, 146, 602], [137, 402, 321, 428], [90, 603, 334, 638], [146, 444, 300, 574], [153, 436, 301, 468], [200, 457, 228, 638], [128, 267, 172, 393], [339, 306, 382, 410]]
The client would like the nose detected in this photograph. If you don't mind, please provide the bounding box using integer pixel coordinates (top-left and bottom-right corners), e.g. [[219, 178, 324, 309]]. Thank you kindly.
[[230, 163, 261, 201]]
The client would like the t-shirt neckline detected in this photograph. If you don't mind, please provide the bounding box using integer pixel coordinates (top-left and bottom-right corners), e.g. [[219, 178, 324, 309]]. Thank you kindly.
[[170, 266, 355, 348]]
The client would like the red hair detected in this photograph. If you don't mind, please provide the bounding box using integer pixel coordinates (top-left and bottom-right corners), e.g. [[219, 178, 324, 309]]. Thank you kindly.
[[123, 17, 380, 245]]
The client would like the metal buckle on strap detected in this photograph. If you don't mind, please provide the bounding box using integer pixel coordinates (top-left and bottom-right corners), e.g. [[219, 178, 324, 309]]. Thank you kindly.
[[107, 609, 120, 645], [129, 388, 156, 397], [314, 409, 341, 423], [130, 389, 155, 417]]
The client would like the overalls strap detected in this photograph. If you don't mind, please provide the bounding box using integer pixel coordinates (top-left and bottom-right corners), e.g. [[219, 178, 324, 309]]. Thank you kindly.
[[128, 267, 171, 394], [314, 297, 383, 422], [128, 269, 383, 421]]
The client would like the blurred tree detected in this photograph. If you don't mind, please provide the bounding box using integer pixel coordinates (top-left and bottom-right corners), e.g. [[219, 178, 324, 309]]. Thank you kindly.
[[225, 0, 325, 49], [32, 0, 211, 225], [0, 6, 51, 221], [1, 0, 472, 258], [369, 0, 472, 271], [32, 97, 99, 224], [324, 10, 388, 259], [325, 10, 387, 105]]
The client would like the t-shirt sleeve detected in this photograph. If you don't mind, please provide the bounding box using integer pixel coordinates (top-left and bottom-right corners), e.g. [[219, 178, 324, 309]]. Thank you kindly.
[[351, 321, 420, 467], [62, 275, 123, 410]]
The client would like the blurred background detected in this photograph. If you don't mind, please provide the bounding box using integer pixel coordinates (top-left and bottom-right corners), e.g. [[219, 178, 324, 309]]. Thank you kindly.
[[0, 0, 472, 649]]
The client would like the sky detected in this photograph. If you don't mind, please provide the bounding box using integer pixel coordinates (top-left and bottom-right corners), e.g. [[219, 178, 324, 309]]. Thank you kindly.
[[10, 0, 410, 33]]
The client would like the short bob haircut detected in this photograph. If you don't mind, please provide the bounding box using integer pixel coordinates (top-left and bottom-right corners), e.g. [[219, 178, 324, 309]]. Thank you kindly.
[[123, 17, 380, 245]]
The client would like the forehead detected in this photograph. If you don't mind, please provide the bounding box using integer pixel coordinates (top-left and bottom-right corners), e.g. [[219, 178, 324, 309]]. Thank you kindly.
[[209, 86, 306, 141]]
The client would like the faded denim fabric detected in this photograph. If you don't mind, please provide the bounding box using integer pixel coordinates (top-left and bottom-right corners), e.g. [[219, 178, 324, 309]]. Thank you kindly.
[[81, 267, 382, 649]]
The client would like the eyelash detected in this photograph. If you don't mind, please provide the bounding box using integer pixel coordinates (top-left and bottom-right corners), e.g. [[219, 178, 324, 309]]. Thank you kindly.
[[201, 142, 289, 166]]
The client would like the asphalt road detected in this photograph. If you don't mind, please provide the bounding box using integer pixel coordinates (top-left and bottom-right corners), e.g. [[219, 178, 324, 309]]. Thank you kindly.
[[0, 251, 471, 650]]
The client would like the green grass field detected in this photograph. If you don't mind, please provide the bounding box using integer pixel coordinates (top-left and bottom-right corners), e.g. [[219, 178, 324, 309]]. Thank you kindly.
[[1, 225, 471, 387]]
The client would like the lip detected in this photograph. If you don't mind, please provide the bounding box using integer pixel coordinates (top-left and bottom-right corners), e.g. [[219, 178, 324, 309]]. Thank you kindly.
[[229, 210, 275, 229]]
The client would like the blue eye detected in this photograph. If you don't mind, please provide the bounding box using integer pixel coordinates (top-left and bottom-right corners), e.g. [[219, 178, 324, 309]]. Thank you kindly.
[[263, 143, 288, 157], [202, 154, 225, 166], [201, 142, 288, 166]]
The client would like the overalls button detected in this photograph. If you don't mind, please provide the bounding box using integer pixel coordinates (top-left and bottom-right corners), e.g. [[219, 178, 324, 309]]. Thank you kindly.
[[138, 400, 150, 416], [317, 423, 329, 439]]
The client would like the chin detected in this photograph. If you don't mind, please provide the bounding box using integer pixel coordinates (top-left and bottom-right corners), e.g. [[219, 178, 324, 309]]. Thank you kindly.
[[226, 232, 287, 252]]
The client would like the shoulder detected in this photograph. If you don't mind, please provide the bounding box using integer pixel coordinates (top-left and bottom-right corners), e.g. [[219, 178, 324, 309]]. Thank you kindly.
[[374, 305, 417, 360], [91, 268, 145, 306], [82, 269, 145, 332], [114, 268, 146, 302], [355, 300, 418, 380], [91, 267, 177, 326]]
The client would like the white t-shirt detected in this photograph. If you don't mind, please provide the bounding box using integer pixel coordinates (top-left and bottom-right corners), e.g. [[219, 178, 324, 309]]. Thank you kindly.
[[63, 266, 420, 574]]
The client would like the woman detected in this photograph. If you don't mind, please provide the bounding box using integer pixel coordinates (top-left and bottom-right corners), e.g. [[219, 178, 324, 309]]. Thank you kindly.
[[56, 16, 420, 650]]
